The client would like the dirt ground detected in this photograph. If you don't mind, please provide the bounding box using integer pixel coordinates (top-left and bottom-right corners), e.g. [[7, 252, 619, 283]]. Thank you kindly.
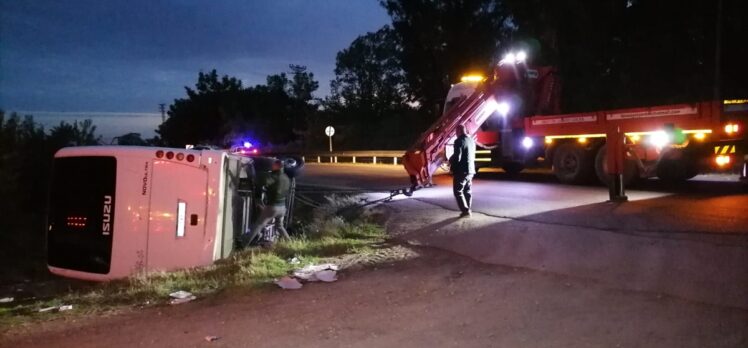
[[2, 245, 746, 348]]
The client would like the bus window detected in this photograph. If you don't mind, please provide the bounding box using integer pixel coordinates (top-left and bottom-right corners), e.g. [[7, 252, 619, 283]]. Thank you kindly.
[[48, 156, 117, 274]]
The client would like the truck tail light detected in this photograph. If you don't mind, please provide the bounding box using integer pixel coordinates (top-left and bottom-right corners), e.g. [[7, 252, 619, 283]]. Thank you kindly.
[[715, 155, 732, 167], [724, 123, 740, 134]]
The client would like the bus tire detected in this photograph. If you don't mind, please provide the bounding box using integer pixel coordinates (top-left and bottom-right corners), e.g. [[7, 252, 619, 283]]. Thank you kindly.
[[552, 143, 594, 184], [594, 145, 639, 186]]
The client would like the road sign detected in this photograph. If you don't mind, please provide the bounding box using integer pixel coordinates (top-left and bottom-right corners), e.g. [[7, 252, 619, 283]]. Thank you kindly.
[[325, 126, 335, 137], [325, 126, 335, 152]]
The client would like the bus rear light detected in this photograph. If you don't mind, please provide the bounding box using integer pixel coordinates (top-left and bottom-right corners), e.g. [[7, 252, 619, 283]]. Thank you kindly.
[[176, 153, 185, 161], [166, 151, 174, 160], [156, 150, 164, 158], [186, 154, 195, 162], [715, 155, 731, 167]]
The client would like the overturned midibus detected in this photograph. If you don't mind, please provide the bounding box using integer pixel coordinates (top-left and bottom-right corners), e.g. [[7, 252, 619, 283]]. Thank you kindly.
[[47, 146, 300, 281]]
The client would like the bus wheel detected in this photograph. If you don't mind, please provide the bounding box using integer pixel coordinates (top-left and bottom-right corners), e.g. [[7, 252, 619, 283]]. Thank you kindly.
[[594, 145, 639, 186], [552, 143, 594, 184], [501, 162, 525, 175]]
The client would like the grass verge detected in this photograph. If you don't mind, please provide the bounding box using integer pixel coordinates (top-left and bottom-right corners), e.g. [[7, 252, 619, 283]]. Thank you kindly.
[[0, 196, 387, 331]]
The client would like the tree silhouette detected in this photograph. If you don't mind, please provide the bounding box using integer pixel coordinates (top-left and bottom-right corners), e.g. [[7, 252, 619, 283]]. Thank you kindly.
[[157, 68, 319, 148], [381, 0, 512, 119]]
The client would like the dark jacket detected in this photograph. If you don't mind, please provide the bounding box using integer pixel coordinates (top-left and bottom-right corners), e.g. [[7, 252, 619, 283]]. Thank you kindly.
[[262, 169, 291, 206], [450, 134, 476, 175]]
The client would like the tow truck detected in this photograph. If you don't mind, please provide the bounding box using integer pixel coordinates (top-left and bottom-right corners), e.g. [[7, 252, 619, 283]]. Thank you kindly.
[[403, 51, 748, 188]]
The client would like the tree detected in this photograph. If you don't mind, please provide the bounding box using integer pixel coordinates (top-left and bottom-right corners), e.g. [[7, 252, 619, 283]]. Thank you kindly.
[[157, 69, 245, 146], [325, 26, 420, 149], [505, 0, 748, 110], [380, 0, 512, 119], [288, 65, 319, 103], [48, 119, 101, 148], [331, 26, 409, 112], [113, 132, 148, 146], [157, 68, 320, 148]]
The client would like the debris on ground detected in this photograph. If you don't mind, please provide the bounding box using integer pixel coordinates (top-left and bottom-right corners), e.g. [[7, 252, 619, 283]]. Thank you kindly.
[[275, 277, 303, 290], [204, 335, 221, 342], [0, 297, 13, 303], [289, 257, 301, 265], [169, 290, 197, 305], [315, 270, 338, 283], [38, 304, 73, 313], [292, 263, 339, 282]]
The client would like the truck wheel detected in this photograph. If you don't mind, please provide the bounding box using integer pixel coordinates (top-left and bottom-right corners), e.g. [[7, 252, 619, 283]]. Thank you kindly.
[[656, 150, 698, 183], [552, 143, 594, 184], [501, 162, 525, 175], [594, 145, 639, 186]]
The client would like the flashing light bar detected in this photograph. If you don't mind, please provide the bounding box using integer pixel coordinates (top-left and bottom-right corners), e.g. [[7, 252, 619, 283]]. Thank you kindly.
[[460, 75, 485, 83], [724, 99, 748, 105]]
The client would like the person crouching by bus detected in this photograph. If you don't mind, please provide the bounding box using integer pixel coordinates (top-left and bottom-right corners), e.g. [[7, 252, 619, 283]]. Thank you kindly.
[[242, 159, 291, 246], [450, 125, 476, 218]]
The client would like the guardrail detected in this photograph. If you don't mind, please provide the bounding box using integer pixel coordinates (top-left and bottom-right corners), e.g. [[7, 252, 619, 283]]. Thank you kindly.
[[267, 149, 492, 165], [301, 150, 404, 165]]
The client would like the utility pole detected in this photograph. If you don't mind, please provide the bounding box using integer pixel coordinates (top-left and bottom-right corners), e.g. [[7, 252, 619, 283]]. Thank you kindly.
[[159, 103, 166, 124]]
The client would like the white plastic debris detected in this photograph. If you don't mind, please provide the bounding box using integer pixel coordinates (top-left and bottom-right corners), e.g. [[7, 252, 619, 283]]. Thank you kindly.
[[0, 297, 13, 303], [38, 306, 57, 313], [293, 263, 339, 282], [289, 257, 301, 265], [315, 270, 338, 283], [169, 290, 193, 299], [275, 276, 303, 290], [204, 336, 221, 342], [169, 290, 196, 305], [59, 305, 73, 311]]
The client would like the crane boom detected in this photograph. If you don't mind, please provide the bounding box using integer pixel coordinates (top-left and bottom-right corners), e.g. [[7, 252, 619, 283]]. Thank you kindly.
[[402, 81, 500, 188]]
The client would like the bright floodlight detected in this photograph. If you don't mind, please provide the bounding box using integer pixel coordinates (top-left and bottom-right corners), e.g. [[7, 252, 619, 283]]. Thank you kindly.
[[497, 101, 510, 117], [516, 51, 528, 63], [522, 137, 534, 149], [485, 99, 499, 114], [649, 131, 670, 148], [501, 53, 516, 65]]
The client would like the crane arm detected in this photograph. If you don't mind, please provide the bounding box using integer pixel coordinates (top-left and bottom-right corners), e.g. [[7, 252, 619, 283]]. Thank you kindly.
[[402, 82, 499, 188]]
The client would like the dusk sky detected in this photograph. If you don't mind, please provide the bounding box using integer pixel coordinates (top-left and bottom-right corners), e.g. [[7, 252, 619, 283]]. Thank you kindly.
[[0, 0, 390, 128]]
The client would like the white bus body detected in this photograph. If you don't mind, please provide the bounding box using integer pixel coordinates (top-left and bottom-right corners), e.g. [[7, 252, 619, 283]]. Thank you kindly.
[[48, 146, 249, 281]]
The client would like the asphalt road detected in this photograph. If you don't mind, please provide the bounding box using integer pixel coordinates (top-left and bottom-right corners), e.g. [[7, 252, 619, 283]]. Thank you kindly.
[[299, 164, 748, 236], [298, 163, 748, 308]]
